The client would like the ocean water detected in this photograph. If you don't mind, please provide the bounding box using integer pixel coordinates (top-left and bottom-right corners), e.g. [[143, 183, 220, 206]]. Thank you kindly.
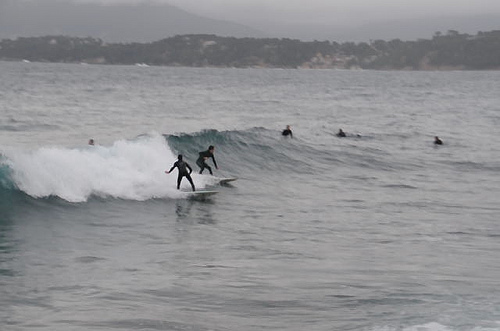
[[0, 61, 499, 331]]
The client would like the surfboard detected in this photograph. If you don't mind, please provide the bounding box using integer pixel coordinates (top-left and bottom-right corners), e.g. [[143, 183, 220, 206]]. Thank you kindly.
[[184, 190, 219, 198], [218, 177, 238, 184]]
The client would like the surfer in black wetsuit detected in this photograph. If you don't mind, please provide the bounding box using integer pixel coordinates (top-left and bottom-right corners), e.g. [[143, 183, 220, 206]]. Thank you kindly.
[[282, 125, 293, 138], [434, 136, 443, 145], [166, 155, 195, 191], [196, 145, 218, 175], [336, 129, 346, 137]]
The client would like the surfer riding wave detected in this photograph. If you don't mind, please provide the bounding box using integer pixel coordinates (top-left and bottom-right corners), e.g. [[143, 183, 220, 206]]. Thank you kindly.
[[196, 145, 218, 175]]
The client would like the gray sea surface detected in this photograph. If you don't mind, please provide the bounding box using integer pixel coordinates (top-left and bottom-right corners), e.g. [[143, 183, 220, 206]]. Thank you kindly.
[[0, 61, 499, 330]]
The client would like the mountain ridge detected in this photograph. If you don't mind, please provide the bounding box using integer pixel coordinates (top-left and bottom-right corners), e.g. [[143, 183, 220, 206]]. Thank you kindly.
[[1, 1, 499, 42], [0, 0, 265, 42]]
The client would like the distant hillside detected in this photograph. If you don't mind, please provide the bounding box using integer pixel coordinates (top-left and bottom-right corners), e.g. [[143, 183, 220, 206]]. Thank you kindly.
[[0, 0, 265, 42], [1, 31, 499, 70]]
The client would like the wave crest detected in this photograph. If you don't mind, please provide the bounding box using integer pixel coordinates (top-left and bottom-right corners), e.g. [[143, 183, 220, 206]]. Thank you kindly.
[[0, 133, 214, 202]]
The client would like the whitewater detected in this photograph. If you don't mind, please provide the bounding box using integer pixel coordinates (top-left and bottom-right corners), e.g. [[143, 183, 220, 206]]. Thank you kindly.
[[2, 134, 222, 202], [0, 61, 499, 331]]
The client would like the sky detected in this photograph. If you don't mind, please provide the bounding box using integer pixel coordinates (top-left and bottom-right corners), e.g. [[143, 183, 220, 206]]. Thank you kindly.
[[75, 0, 500, 27]]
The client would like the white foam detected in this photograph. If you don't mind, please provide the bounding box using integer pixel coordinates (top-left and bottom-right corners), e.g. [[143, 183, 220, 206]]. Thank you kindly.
[[403, 323, 453, 331], [372, 322, 500, 331], [3, 133, 211, 202]]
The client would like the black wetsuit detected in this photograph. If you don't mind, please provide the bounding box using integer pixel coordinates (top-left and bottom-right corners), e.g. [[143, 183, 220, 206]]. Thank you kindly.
[[282, 129, 293, 138], [196, 150, 218, 175], [434, 139, 443, 145], [169, 160, 195, 191], [337, 131, 346, 137]]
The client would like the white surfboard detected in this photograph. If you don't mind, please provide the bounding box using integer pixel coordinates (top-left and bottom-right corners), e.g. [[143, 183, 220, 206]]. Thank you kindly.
[[184, 190, 219, 198]]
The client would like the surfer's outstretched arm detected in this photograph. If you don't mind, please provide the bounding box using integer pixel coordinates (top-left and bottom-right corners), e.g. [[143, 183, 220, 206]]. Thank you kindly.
[[166, 161, 178, 174]]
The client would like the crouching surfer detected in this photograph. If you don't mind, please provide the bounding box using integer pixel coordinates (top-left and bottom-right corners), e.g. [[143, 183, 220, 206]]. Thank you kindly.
[[197, 145, 218, 175]]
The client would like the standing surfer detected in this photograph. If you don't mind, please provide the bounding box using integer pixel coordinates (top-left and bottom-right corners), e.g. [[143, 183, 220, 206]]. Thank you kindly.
[[166, 155, 196, 191], [197, 145, 218, 175]]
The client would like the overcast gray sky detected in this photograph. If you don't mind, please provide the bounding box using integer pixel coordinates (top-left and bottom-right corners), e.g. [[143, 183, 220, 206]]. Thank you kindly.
[[76, 0, 500, 26]]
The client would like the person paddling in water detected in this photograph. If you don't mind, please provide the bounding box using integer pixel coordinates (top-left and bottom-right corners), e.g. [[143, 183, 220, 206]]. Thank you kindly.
[[336, 129, 346, 137], [166, 154, 195, 191], [197, 145, 218, 175], [434, 136, 443, 145], [282, 125, 293, 138]]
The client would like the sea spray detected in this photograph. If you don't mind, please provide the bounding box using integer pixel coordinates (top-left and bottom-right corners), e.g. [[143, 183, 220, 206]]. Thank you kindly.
[[1, 133, 212, 202]]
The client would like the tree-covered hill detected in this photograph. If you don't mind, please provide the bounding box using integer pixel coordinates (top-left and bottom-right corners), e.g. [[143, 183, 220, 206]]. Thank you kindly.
[[1, 30, 499, 70]]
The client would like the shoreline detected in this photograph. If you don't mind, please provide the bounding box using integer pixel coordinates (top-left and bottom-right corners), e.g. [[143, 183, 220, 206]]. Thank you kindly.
[[2, 58, 500, 72]]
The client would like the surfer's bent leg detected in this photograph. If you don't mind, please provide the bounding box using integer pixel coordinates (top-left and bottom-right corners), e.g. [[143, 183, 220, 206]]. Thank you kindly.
[[196, 159, 205, 174]]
